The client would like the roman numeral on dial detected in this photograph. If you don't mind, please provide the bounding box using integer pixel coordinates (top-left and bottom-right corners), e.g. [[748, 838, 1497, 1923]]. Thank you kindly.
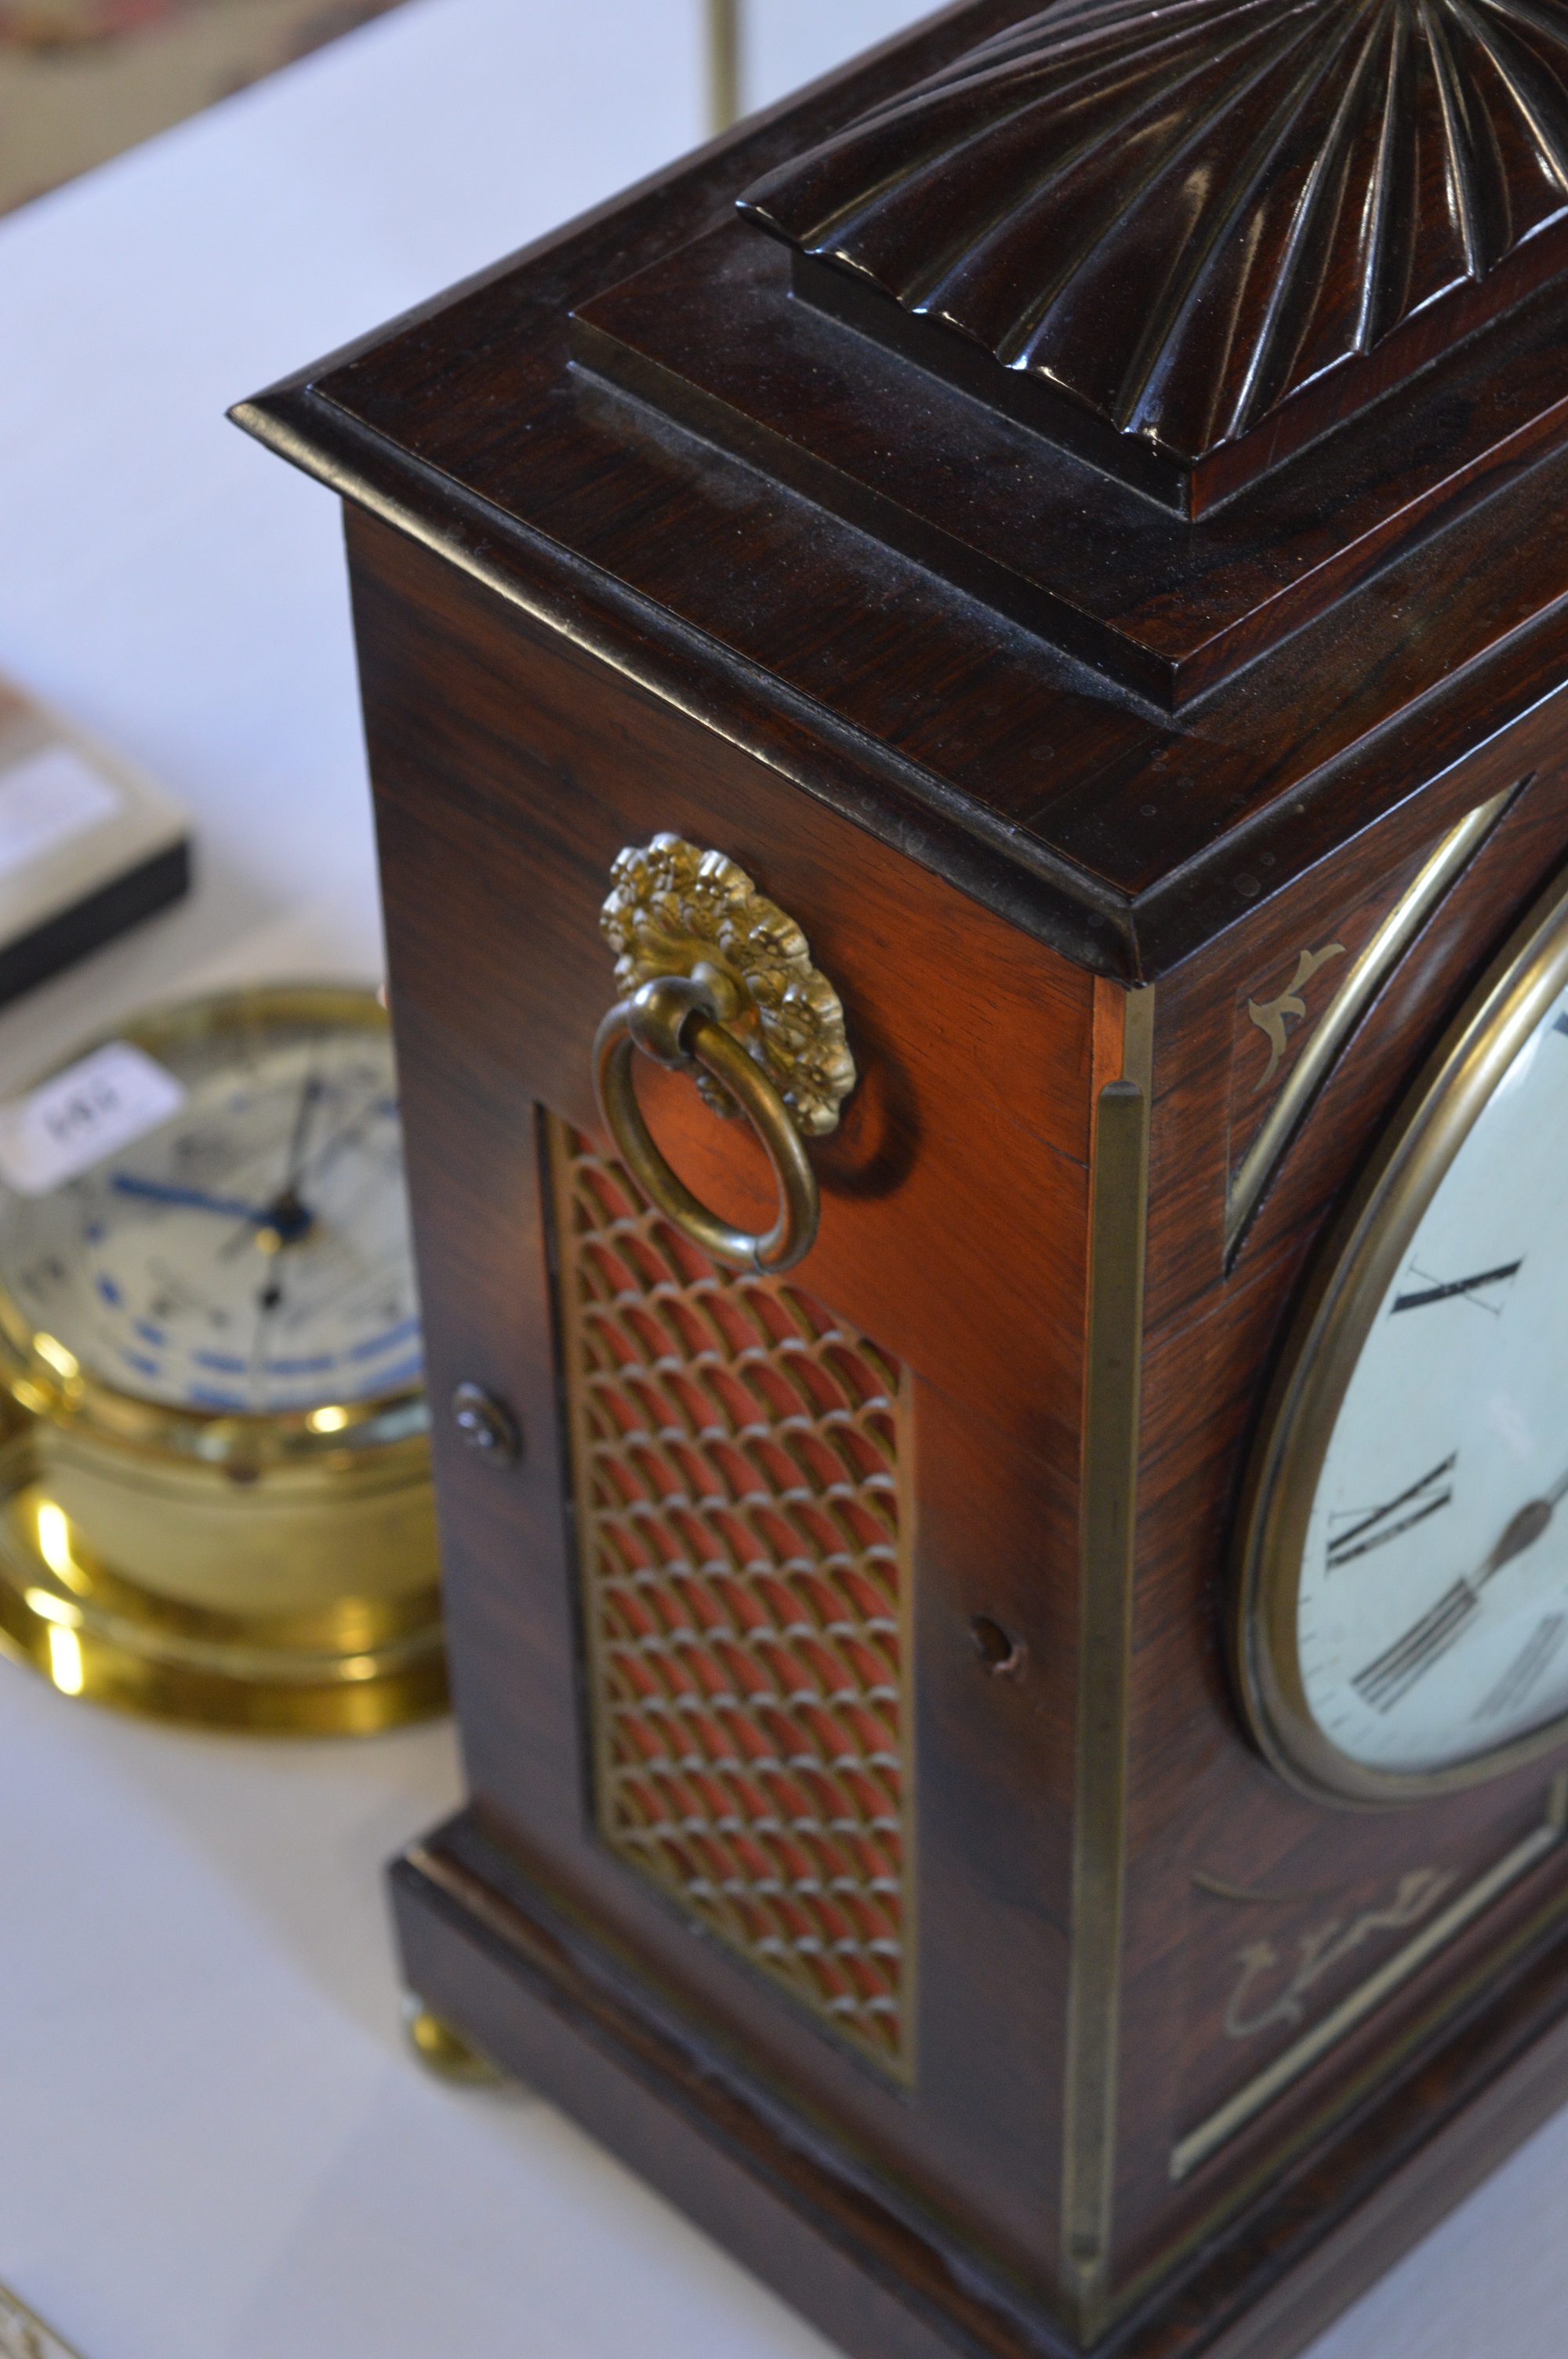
[[1352, 1579, 1478, 1713], [1326, 1454, 1456, 1571], [1392, 1261, 1521, 1314], [1472, 1615, 1568, 1723]]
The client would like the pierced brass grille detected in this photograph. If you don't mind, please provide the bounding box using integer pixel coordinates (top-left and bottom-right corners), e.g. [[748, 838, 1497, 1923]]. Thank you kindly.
[[547, 1117, 913, 2072]]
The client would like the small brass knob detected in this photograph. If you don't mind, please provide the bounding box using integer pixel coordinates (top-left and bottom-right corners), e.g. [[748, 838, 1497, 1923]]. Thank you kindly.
[[401, 1995, 504, 2085]]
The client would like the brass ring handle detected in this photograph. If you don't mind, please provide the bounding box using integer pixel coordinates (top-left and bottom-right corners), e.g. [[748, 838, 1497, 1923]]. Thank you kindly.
[[593, 974, 819, 1274]]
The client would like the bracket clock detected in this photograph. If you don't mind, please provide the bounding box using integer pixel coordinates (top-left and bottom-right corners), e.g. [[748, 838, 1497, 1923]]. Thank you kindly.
[[237, 1, 1568, 2350]]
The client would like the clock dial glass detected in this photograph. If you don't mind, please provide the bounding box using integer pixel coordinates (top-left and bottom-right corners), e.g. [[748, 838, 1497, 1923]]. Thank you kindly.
[[1287, 965, 1568, 1784], [0, 1009, 421, 1416]]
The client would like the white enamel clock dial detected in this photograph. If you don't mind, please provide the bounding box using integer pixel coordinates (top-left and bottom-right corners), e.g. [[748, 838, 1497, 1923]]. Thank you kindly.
[[1237, 870, 1568, 1805], [0, 1001, 420, 1417]]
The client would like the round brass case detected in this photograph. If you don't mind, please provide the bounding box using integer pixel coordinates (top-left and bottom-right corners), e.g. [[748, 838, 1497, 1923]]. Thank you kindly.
[[1232, 867, 1568, 1808], [0, 984, 444, 1733]]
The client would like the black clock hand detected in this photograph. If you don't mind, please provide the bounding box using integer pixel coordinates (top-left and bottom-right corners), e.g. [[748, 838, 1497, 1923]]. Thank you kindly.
[[212, 1071, 330, 1265], [249, 1270, 287, 1403], [1355, 1480, 1566, 1714], [261, 1049, 326, 1243], [112, 1174, 280, 1225], [216, 1086, 392, 1265], [282, 1052, 323, 1192], [292, 1098, 388, 1198], [1475, 1492, 1556, 1587]]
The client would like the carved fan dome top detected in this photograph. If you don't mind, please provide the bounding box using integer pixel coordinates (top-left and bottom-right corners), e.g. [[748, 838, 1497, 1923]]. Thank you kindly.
[[739, 0, 1568, 482]]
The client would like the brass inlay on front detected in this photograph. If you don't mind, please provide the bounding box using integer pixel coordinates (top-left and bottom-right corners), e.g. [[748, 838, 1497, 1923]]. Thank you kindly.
[[1218, 1866, 1454, 2042], [1171, 1774, 1568, 2182], [1246, 943, 1346, 1089], [549, 1117, 913, 2074], [1226, 791, 1512, 1255]]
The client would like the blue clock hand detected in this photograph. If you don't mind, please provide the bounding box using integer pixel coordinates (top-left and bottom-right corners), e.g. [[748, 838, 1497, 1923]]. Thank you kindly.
[[110, 1173, 278, 1225]]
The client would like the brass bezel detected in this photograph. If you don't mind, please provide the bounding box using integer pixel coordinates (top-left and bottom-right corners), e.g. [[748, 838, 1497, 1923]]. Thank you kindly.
[[0, 982, 423, 1459], [1232, 863, 1568, 1809], [0, 982, 441, 1733]]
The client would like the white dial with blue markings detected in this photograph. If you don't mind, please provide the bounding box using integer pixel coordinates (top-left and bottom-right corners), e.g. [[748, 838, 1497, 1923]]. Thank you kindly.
[[0, 1010, 420, 1415]]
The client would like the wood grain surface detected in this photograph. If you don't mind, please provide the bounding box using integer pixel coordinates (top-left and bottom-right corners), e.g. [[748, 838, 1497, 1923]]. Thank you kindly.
[[234, 0, 1568, 976], [740, 0, 1568, 508]]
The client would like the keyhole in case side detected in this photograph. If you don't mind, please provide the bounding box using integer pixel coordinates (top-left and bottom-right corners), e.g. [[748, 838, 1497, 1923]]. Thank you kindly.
[[970, 1615, 1025, 1677]]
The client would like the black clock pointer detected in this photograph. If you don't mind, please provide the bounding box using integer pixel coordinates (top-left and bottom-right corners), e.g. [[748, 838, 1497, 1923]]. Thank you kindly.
[[264, 1054, 328, 1243], [117, 1058, 328, 1258], [227, 1083, 392, 1263], [114, 1174, 279, 1225], [210, 1068, 330, 1263], [282, 1058, 323, 1190], [238, 1065, 328, 1378], [290, 1096, 390, 1201], [1353, 1463, 1568, 1714], [246, 1274, 289, 1405]]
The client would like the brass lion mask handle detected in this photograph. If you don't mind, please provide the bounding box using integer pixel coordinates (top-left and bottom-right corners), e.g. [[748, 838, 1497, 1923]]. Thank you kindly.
[[593, 835, 856, 1275]]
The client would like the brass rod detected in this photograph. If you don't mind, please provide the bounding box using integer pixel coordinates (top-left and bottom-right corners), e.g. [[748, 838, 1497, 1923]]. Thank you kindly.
[[709, 0, 741, 133], [1061, 984, 1154, 2334]]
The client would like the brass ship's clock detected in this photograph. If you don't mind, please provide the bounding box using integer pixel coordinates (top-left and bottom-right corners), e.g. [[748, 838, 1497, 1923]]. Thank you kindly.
[[0, 985, 442, 1732]]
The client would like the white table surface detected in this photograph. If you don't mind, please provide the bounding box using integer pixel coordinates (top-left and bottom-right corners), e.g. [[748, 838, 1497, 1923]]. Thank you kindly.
[[2, 5, 1568, 2355]]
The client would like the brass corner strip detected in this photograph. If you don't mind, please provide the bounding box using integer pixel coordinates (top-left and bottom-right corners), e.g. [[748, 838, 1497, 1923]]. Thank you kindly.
[[1062, 985, 1154, 2325], [708, 0, 740, 133], [1225, 789, 1513, 1256], [1170, 1772, 1568, 2184]]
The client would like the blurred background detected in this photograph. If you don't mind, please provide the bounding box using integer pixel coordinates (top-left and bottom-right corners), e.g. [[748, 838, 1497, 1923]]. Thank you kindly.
[[0, 0, 929, 214]]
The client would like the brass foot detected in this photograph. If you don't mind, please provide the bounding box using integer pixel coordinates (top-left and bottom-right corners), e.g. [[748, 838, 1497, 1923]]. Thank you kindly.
[[401, 1994, 505, 2085]]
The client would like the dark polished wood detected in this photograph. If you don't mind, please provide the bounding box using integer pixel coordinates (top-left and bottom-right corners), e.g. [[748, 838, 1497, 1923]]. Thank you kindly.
[[572, 221, 1568, 704], [393, 1817, 1568, 2359], [349, 507, 1096, 2289], [237, 145, 1568, 964], [740, 0, 1568, 511], [234, 1, 1568, 2353]]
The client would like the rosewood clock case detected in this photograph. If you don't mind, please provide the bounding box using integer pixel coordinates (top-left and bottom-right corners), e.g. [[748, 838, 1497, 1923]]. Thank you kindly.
[[235, 2, 1568, 2353]]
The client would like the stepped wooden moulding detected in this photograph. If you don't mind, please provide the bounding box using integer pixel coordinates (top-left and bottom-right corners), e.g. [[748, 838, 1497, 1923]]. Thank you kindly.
[[235, 0, 1568, 2351]]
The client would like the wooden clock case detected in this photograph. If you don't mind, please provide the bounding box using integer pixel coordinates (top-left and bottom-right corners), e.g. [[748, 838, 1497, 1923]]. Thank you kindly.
[[236, 3, 1568, 2353]]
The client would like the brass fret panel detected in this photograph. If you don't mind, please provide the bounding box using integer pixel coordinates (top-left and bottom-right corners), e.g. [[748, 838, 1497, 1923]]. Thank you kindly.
[[547, 1117, 913, 2073]]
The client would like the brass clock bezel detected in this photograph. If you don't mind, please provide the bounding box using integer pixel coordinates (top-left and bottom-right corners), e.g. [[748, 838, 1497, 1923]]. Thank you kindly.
[[0, 981, 443, 1734], [1232, 862, 1568, 1809], [0, 982, 424, 1462]]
